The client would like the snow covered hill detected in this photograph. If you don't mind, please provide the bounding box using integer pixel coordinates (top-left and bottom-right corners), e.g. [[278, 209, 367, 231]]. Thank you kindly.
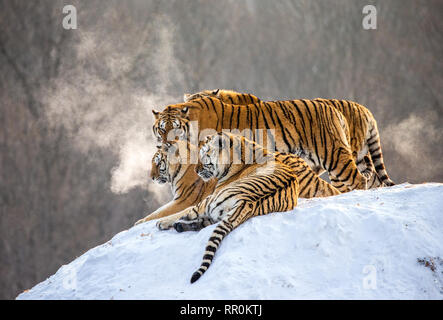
[[17, 183, 443, 300]]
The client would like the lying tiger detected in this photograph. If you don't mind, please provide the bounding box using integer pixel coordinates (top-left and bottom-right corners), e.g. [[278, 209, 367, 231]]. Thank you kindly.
[[152, 96, 368, 192], [135, 137, 340, 225], [157, 132, 305, 283], [184, 89, 395, 190]]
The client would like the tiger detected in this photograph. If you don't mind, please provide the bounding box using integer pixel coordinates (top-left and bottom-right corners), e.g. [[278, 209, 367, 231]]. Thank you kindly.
[[156, 132, 301, 283], [134, 142, 217, 225], [136, 136, 340, 225], [152, 96, 368, 191], [184, 89, 395, 189]]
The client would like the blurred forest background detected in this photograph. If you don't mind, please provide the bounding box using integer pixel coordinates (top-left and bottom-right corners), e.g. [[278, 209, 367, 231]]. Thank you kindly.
[[1, 0, 442, 299]]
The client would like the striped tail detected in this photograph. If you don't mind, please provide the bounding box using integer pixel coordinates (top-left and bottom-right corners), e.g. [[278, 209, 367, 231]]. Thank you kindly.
[[190, 219, 234, 283], [367, 121, 395, 186]]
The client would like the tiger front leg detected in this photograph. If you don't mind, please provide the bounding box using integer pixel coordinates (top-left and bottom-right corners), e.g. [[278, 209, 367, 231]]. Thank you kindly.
[[135, 200, 188, 226]]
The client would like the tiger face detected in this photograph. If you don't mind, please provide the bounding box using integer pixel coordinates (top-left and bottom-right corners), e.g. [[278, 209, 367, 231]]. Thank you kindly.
[[183, 89, 219, 102], [196, 133, 231, 181], [151, 148, 169, 184]]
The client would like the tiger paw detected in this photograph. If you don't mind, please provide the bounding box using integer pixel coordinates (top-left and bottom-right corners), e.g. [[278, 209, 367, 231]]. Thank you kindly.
[[134, 217, 147, 226]]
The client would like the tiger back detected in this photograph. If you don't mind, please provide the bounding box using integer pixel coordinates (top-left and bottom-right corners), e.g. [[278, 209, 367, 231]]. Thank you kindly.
[[314, 98, 394, 187]]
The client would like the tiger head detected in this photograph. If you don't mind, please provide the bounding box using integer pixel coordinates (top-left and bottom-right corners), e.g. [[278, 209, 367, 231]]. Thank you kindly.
[[151, 141, 197, 184], [150, 142, 183, 184]]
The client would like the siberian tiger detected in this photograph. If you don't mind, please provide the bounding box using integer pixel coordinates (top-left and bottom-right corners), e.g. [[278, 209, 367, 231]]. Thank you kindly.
[[136, 136, 340, 225], [184, 89, 395, 189], [134, 142, 217, 225], [152, 96, 368, 191], [157, 132, 300, 283]]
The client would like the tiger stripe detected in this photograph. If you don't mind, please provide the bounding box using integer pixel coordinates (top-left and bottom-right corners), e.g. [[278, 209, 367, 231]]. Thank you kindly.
[[180, 133, 299, 283]]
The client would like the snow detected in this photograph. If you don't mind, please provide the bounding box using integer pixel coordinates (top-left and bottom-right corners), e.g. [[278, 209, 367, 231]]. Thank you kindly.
[[17, 183, 443, 300]]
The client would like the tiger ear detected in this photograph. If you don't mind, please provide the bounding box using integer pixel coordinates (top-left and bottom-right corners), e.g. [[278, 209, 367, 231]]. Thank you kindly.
[[212, 89, 220, 95], [183, 93, 192, 102], [152, 109, 160, 119]]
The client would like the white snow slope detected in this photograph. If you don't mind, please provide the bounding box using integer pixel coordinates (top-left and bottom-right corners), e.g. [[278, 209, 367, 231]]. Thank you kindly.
[[17, 183, 443, 300]]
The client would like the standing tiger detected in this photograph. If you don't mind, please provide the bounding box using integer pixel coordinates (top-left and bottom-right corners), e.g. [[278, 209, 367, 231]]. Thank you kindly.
[[157, 132, 301, 283], [184, 89, 395, 189], [152, 96, 368, 191], [136, 137, 340, 225]]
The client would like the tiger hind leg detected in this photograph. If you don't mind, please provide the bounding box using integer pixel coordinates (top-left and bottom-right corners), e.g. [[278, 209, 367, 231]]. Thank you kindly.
[[328, 149, 367, 191], [172, 205, 213, 232]]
